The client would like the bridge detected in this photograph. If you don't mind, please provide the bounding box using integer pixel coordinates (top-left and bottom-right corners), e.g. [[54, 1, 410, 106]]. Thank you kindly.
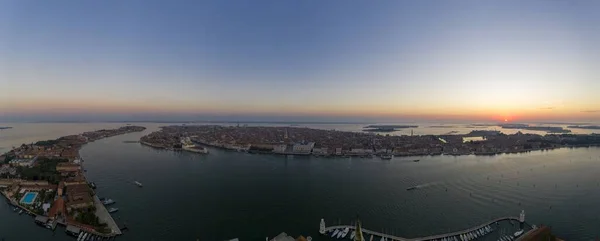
[[321, 211, 526, 241]]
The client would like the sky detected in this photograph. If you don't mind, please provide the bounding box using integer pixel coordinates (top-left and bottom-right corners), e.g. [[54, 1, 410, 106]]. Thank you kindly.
[[1, 0, 599, 122]]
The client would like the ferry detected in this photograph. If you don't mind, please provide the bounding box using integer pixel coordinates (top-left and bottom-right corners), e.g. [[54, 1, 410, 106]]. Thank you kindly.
[[102, 198, 115, 205], [135, 181, 143, 187], [108, 207, 119, 213]]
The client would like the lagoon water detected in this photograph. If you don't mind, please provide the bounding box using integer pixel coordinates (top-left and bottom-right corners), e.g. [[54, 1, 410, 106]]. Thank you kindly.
[[1, 123, 600, 241]]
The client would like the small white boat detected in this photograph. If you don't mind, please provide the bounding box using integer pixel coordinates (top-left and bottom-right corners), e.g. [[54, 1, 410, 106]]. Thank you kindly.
[[108, 207, 119, 213], [77, 232, 84, 241], [339, 227, 349, 238], [102, 198, 115, 205], [350, 231, 356, 240], [135, 181, 143, 187], [331, 229, 340, 238], [514, 230, 524, 237], [369, 235, 373, 241]]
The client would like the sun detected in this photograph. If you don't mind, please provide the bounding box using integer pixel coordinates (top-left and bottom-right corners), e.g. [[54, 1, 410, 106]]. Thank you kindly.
[[504, 118, 508, 122]]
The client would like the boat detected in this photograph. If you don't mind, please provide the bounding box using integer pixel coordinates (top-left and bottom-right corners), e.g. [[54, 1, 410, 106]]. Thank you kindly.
[[331, 229, 340, 237], [380, 154, 393, 160], [102, 199, 115, 205], [514, 230, 524, 237], [339, 227, 349, 238], [406, 186, 418, 191], [350, 231, 356, 240], [77, 232, 84, 241], [108, 207, 119, 213], [18, 209, 23, 215], [89, 182, 97, 189], [82, 233, 88, 241], [380, 237, 385, 241], [413, 159, 420, 162], [307, 237, 312, 241], [134, 181, 143, 187]]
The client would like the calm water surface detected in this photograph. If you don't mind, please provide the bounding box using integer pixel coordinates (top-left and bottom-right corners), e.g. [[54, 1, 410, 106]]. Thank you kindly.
[[1, 123, 600, 241]]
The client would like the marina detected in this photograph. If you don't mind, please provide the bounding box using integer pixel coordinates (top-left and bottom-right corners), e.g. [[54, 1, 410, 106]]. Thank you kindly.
[[320, 211, 529, 241]]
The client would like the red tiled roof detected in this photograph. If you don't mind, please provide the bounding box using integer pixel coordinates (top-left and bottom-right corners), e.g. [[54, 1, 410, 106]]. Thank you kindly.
[[48, 197, 65, 217]]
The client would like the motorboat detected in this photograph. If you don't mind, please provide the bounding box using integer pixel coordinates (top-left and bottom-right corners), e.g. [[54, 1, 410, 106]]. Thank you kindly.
[[514, 230, 524, 237], [339, 227, 349, 238], [102, 198, 115, 205]]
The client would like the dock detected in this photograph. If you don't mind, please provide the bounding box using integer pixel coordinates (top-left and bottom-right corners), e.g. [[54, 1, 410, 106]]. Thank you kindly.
[[321, 211, 527, 241]]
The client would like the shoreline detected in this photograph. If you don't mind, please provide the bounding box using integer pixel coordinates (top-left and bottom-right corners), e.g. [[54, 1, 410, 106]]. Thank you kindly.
[[143, 137, 600, 159], [0, 126, 145, 238]]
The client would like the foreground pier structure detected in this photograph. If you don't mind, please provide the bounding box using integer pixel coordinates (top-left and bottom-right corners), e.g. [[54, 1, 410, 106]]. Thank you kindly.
[[320, 211, 528, 241]]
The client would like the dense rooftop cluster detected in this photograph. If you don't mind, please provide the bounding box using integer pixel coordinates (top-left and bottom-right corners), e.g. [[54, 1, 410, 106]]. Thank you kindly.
[[140, 125, 600, 156]]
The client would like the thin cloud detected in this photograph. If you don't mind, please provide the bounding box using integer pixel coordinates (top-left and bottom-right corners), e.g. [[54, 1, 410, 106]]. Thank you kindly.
[[581, 110, 600, 113], [539, 107, 555, 110]]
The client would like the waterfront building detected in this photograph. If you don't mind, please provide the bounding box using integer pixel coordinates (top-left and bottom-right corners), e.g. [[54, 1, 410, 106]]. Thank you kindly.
[[292, 142, 314, 154], [273, 144, 288, 153]]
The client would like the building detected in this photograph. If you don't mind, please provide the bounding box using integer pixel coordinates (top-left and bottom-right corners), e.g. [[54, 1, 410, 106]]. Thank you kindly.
[[292, 142, 314, 153], [66, 197, 94, 211], [312, 147, 328, 155], [48, 197, 66, 219], [273, 144, 288, 153], [56, 163, 80, 172], [57, 181, 65, 196]]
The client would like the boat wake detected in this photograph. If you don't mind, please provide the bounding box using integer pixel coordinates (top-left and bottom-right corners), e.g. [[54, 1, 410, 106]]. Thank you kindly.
[[406, 181, 442, 191]]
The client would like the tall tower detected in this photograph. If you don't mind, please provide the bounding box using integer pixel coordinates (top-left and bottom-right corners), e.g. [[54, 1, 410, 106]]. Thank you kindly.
[[354, 217, 365, 241]]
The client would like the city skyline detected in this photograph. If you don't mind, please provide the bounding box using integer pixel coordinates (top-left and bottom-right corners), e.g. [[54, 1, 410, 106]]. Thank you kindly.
[[2, 0, 599, 122]]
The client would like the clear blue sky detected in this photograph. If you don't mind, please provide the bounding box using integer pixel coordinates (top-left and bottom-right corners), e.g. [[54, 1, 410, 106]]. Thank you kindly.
[[1, 0, 599, 122]]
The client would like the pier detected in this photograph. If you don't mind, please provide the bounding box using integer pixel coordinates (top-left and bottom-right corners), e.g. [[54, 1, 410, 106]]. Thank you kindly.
[[321, 211, 527, 241]]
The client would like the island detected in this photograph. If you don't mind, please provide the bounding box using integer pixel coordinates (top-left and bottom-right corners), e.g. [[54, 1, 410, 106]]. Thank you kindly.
[[567, 125, 600, 130], [140, 125, 600, 157], [500, 124, 571, 133], [140, 129, 208, 154], [0, 125, 145, 238], [0, 126, 13, 130], [363, 125, 418, 132]]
